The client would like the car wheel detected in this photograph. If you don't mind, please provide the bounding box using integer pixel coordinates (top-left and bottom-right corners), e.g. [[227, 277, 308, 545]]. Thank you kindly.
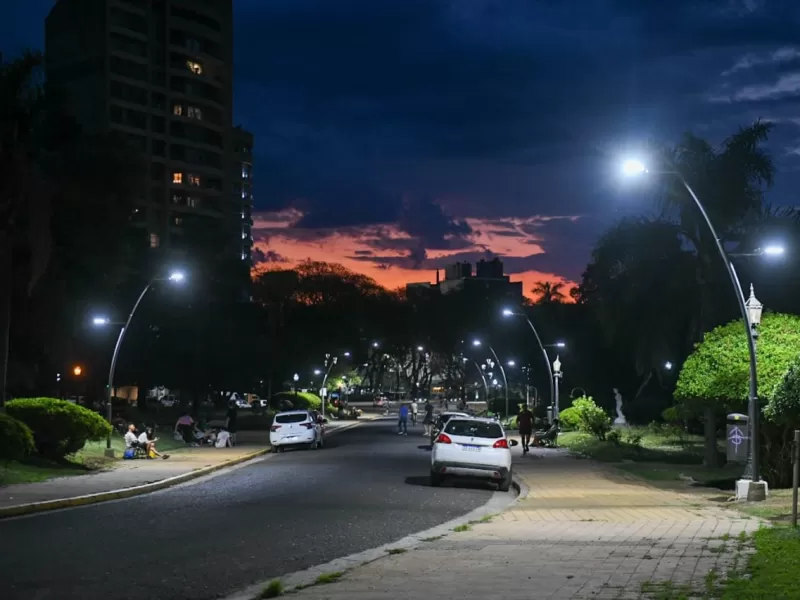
[[498, 471, 512, 492], [272, 445, 281, 453], [430, 470, 443, 487]]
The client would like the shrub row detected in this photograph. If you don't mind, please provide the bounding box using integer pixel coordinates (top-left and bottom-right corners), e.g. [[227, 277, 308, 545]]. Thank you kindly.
[[5, 398, 112, 460]]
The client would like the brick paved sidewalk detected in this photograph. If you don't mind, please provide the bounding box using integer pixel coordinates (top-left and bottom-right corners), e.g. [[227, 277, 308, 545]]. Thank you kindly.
[[287, 448, 758, 600]]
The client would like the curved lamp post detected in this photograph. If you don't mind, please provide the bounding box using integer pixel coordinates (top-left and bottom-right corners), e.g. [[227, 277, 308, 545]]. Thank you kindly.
[[474, 340, 509, 417], [623, 159, 782, 498], [92, 270, 185, 456], [463, 356, 489, 401], [502, 308, 555, 411], [320, 354, 338, 419]]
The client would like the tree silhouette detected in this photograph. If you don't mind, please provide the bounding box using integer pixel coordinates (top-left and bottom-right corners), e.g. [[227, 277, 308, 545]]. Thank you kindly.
[[531, 281, 566, 304]]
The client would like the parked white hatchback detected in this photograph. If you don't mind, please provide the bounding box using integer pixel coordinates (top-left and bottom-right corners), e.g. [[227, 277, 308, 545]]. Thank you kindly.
[[430, 416, 517, 491], [270, 410, 325, 452]]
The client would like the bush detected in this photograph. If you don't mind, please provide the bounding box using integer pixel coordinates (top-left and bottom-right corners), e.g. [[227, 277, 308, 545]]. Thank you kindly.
[[558, 407, 581, 431], [0, 412, 35, 462], [606, 429, 622, 446], [271, 391, 322, 411], [570, 396, 612, 441], [6, 398, 112, 460]]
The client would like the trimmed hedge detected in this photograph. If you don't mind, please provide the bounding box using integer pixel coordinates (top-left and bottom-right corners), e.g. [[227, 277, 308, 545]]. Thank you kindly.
[[272, 391, 322, 411], [6, 398, 112, 460], [0, 412, 35, 461]]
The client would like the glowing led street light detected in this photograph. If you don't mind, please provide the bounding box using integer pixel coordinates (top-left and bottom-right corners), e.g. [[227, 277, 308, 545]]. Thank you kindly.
[[621, 158, 647, 176], [92, 316, 110, 326]]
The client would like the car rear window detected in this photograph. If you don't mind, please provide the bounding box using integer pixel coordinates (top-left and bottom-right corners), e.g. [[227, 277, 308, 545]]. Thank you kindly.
[[444, 420, 504, 439], [275, 413, 308, 424]]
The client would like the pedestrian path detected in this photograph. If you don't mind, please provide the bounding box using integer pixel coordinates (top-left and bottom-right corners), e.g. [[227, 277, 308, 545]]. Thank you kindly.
[[287, 448, 757, 600]]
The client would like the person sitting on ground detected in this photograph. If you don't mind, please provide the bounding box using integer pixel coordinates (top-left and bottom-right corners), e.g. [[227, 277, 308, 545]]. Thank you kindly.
[[174, 412, 195, 444], [124, 424, 143, 452], [139, 427, 170, 459], [214, 428, 231, 448]]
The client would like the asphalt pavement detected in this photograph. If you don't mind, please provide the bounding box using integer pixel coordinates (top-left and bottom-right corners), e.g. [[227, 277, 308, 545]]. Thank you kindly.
[[0, 418, 500, 600]]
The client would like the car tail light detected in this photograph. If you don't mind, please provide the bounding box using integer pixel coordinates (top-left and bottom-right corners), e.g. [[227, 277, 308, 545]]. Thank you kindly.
[[302, 422, 314, 429], [436, 433, 452, 444], [270, 425, 281, 432], [493, 439, 509, 449]]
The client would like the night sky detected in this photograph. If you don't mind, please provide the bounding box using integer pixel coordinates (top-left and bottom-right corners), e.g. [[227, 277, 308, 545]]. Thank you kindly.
[[5, 1, 799, 296]]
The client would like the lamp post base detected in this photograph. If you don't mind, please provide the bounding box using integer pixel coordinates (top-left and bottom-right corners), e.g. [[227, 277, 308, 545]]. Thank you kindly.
[[736, 478, 768, 501], [104, 448, 116, 458]]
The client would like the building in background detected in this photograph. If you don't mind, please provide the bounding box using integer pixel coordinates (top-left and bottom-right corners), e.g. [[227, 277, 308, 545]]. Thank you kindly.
[[406, 258, 523, 305], [45, 0, 249, 298], [232, 126, 254, 269]]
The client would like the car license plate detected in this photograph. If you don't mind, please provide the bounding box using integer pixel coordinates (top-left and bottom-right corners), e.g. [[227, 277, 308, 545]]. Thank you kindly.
[[461, 445, 480, 452]]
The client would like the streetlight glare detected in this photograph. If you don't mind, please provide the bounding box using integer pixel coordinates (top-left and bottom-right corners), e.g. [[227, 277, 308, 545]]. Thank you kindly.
[[664, 361, 673, 371], [763, 245, 785, 256], [343, 351, 351, 357], [556, 342, 566, 348], [472, 340, 481, 347], [507, 360, 516, 367], [502, 308, 514, 317], [417, 346, 424, 352], [372, 341, 379, 348], [92, 316, 110, 326], [168, 271, 186, 282], [313, 369, 322, 375], [621, 158, 647, 176]]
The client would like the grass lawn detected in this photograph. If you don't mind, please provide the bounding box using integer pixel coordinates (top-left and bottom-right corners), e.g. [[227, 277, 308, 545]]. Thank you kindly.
[[558, 429, 713, 464], [1, 431, 189, 487], [721, 527, 800, 599]]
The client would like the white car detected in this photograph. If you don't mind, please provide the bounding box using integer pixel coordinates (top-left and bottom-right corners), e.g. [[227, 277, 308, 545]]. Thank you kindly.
[[430, 416, 517, 491], [270, 410, 325, 452]]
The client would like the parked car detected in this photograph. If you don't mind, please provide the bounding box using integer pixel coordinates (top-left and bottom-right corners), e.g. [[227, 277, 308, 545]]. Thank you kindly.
[[373, 396, 387, 407], [234, 399, 251, 409], [430, 416, 517, 491], [270, 410, 326, 452], [429, 411, 469, 446]]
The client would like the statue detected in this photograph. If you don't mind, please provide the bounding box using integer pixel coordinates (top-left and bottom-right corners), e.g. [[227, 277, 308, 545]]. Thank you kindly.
[[613, 388, 627, 426]]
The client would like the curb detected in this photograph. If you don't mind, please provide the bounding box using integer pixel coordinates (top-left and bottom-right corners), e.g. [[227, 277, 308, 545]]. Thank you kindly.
[[0, 418, 372, 520]]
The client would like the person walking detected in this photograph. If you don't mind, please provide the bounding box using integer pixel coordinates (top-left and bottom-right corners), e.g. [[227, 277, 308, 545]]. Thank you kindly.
[[422, 400, 434, 436], [398, 403, 409, 435], [410, 399, 419, 425], [517, 405, 534, 453]]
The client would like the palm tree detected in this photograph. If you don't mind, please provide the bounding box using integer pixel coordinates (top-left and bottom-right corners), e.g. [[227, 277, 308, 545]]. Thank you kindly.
[[531, 281, 566, 304]]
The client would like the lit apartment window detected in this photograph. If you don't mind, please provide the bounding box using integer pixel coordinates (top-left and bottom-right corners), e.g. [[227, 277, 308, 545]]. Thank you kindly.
[[173, 216, 183, 226], [188, 174, 201, 186], [241, 166, 249, 179], [173, 104, 183, 116], [187, 196, 198, 208], [187, 106, 202, 120], [241, 231, 247, 239], [187, 60, 203, 75], [241, 252, 247, 260], [150, 233, 160, 248], [172, 172, 183, 184]]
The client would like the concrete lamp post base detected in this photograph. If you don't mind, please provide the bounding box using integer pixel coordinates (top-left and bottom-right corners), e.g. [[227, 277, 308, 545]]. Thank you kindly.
[[104, 448, 116, 458], [736, 478, 768, 502]]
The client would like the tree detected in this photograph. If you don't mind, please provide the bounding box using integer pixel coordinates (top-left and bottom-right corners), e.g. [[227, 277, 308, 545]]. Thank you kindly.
[[675, 312, 800, 473], [531, 281, 566, 304]]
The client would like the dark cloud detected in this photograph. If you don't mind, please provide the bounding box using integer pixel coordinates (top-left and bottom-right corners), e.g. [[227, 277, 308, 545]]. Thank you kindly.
[[252, 249, 289, 264]]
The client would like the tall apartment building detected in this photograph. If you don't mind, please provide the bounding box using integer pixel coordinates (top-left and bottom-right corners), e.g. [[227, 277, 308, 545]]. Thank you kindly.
[[232, 126, 254, 267], [45, 0, 251, 298]]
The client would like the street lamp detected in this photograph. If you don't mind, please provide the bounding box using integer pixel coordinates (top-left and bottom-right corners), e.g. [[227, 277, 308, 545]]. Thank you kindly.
[[293, 373, 299, 399], [552, 355, 563, 423], [622, 157, 767, 500], [72, 365, 83, 377], [507, 360, 516, 367], [502, 308, 555, 411], [313, 369, 322, 376], [664, 361, 673, 371], [473, 339, 510, 418], [92, 269, 186, 456]]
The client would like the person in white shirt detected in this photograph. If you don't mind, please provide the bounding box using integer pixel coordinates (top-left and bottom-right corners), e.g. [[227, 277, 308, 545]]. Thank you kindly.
[[124, 424, 139, 449], [214, 429, 231, 448], [410, 400, 419, 425]]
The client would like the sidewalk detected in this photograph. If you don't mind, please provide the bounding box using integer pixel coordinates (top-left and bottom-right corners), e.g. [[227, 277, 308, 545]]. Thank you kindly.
[[286, 448, 758, 599], [0, 419, 368, 516]]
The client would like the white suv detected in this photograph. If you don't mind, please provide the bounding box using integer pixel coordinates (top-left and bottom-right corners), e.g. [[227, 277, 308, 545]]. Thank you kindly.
[[430, 416, 517, 491], [270, 410, 325, 452]]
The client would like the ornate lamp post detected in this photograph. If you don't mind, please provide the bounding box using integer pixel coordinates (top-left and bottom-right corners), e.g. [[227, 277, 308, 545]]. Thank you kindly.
[[552, 355, 563, 423], [742, 284, 763, 484]]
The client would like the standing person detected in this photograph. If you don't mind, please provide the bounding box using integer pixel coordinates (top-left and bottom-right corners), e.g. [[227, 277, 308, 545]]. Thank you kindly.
[[517, 405, 534, 453], [174, 412, 195, 444], [225, 401, 238, 446], [398, 403, 409, 435], [422, 400, 434, 436], [410, 399, 419, 425]]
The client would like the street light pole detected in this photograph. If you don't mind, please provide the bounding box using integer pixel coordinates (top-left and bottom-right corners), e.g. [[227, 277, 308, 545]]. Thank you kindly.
[[487, 346, 509, 417], [320, 355, 338, 420], [552, 356, 563, 422], [470, 359, 489, 401], [503, 310, 555, 411], [623, 160, 765, 499]]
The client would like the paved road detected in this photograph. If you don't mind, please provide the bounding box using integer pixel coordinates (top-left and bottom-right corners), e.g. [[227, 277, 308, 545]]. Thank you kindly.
[[1, 419, 501, 600]]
